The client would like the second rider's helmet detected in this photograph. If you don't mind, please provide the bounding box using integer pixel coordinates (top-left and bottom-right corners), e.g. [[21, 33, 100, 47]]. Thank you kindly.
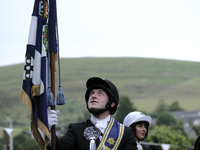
[[123, 111, 152, 141]]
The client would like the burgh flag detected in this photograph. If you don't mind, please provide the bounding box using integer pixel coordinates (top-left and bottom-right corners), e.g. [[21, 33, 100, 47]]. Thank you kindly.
[[19, 0, 58, 149]]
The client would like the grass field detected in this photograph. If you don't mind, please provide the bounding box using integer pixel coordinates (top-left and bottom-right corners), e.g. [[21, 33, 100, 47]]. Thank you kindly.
[[0, 57, 200, 128]]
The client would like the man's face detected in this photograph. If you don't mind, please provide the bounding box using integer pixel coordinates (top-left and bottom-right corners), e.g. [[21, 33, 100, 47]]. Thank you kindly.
[[87, 89, 109, 112]]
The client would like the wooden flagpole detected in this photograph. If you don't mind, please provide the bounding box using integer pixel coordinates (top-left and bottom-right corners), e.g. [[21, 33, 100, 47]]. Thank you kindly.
[[50, 52, 56, 150]]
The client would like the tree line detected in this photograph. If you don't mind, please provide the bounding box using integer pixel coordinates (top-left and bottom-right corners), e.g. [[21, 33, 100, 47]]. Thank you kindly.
[[2, 96, 198, 150]]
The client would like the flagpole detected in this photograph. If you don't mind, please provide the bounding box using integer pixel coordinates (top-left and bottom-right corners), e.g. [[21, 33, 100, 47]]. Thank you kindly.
[[50, 52, 56, 150]]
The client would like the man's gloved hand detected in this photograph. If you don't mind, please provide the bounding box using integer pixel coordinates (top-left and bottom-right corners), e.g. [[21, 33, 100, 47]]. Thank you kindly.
[[48, 110, 59, 130]]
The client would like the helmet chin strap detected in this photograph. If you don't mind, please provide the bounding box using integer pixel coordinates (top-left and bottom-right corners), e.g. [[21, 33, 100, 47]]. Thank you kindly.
[[87, 101, 112, 116]]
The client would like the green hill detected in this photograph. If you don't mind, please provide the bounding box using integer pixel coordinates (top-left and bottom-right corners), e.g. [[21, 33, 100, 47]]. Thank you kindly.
[[0, 57, 200, 128]]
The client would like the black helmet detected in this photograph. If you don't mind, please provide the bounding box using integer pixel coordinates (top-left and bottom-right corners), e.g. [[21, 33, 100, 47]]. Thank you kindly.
[[85, 77, 119, 115]]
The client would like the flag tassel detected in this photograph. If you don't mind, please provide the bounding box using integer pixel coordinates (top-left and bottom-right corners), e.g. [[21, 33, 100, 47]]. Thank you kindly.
[[55, 23, 66, 105], [47, 87, 55, 106], [47, 45, 55, 107], [56, 86, 66, 105]]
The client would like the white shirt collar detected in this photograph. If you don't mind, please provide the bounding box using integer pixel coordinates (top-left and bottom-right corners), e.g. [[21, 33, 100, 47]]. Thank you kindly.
[[91, 115, 110, 125], [91, 115, 110, 133]]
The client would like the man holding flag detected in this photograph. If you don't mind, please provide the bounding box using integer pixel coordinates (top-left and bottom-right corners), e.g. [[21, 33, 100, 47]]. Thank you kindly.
[[20, 0, 136, 150], [47, 77, 137, 150]]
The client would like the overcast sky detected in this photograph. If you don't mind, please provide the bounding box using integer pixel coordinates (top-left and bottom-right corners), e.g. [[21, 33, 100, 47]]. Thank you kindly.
[[0, 0, 200, 67]]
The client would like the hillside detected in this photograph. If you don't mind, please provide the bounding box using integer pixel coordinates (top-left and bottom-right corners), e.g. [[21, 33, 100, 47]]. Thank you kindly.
[[0, 57, 200, 127]]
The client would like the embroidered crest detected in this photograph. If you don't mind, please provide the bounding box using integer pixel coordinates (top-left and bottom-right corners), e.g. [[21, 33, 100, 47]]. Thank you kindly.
[[43, 25, 48, 53], [107, 137, 115, 145]]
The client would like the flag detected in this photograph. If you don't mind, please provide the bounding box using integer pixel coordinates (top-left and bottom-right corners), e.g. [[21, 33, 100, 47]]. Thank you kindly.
[[19, 0, 57, 149]]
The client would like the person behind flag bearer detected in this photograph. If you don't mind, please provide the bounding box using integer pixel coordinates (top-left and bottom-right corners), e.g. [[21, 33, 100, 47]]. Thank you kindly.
[[47, 77, 137, 150], [123, 111, 152, 150]]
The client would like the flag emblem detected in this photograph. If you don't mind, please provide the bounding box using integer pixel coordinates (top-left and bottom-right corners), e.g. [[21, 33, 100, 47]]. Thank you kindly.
[[23, 54, 34, 80]]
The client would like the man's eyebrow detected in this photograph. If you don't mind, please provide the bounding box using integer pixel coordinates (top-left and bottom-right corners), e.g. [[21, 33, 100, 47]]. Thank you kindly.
[[98, 89, 105, 92]]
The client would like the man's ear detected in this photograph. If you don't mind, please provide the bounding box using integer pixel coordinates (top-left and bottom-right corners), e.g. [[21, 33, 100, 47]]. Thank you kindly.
[[111, 102, 115, 108]]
